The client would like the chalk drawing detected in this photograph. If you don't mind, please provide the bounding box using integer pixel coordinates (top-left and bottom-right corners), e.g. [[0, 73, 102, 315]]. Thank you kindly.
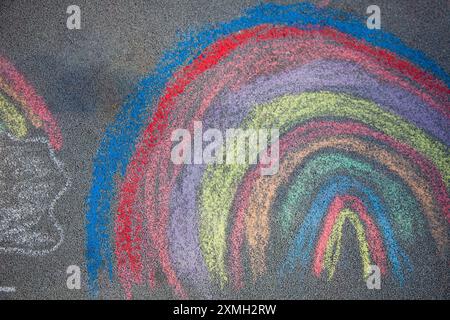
[[0, 56, 62, 150], [0, 57, 70, 256], [0, 286, 16, 293], [0, 133, 71, 255], [85, 3, 449, 298]]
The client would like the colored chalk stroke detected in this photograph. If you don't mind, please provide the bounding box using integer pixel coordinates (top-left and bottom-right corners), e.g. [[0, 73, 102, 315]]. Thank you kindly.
[[85, 3, 450, 298]]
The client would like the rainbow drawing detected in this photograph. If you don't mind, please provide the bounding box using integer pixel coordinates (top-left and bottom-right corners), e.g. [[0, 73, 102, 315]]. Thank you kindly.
[[85, 3, 449, 298], [0, 56, 62, 151]]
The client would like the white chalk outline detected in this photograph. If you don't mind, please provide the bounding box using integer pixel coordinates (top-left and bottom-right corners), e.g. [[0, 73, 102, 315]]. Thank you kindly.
[[0, 286, 16, 293], [0, 132, 72, 256]]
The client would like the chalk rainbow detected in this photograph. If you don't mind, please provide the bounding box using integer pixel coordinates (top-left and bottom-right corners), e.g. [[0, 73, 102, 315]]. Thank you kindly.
[[85, 3, 449, 298], [0, 56, 62, 150]]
